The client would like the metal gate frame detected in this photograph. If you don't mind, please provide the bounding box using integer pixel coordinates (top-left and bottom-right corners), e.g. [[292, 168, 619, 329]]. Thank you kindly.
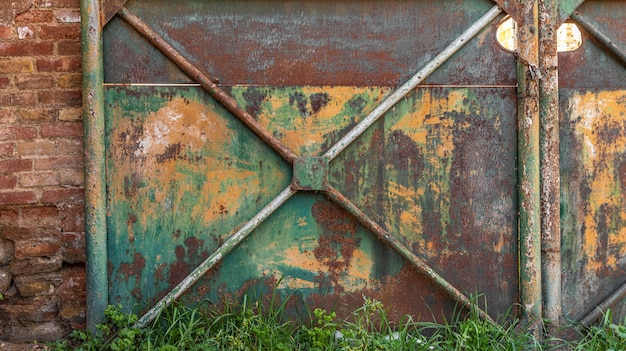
[[81, 0, 626, 337]]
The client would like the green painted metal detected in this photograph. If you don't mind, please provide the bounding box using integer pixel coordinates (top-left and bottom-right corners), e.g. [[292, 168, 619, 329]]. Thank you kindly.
[[570, 12, 626, 67], [99, 0, 535, 332], [516, 0, 542, 335], [293, 157, 329, 191], [557, 0, 586, 24], [81, 0, 108, 329], [538, 0, 562, 331]]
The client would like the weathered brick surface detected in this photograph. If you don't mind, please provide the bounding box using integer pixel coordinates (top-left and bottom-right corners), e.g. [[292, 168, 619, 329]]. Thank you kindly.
[[0, 0, 85, 342]]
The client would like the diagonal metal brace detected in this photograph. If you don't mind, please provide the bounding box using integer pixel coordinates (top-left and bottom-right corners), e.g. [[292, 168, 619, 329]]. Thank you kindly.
[[117, 7, 298, 164], [323, 185, 494, 323], [324, 5, 503, 161]]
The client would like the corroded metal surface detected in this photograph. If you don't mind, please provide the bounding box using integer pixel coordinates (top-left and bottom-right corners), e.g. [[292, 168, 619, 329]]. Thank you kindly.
[[559, 0, 626, 325], [92, 0, 626, 334], [539, 0, 561, 330], [104, 0, 513, 86], [560, 89, 626, 322], [103, 0, 520, 327], [516, 0, 542, 334], [81, 0, 108, 329]]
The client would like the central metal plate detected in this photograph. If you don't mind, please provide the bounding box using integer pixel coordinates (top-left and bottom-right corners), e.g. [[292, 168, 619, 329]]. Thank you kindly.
[[292, 157, 329, 191]]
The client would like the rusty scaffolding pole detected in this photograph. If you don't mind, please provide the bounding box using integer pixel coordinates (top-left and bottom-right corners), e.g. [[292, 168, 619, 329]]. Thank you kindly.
[[538, 0, 562, 334], [516, 0, 542, 337]]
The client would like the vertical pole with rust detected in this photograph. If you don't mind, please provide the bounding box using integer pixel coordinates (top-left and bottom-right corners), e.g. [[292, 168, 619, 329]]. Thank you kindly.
[[81, 0, 107, 328], [538, 0, 561, 334], [517, 0, 542, 336]]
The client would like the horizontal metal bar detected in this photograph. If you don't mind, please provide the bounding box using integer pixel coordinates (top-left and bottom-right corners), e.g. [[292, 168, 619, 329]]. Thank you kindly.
[[103, 83, 517, 89], [323, 4, 502, 161], [580, 281, 626, 326], [571, 11, 626, 67], [323, 185, 494, 323], [134, 186, 297, 328], [117, 7, 298, 164], [103, 83, 202, 87]]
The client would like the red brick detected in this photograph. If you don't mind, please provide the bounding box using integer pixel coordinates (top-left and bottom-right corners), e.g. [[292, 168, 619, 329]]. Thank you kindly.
[[0, 42, 54, 56], [36, 0, 80, 7], [0, 58, 34, 73], [59, 201, 83, 232], [12, 266, 63, 292], [58, 169, 82, 186], [17, 140, 56, 155], [0, 77, 10, 89], [0, 92, 38, 106], [36, 56, 80, 72], [0, 26, 14, 40], [0, 175, 17, 189], [17, 108, 57, 122], [41, 122, 82, 138], [0, 208, 18, 227], [0, 159, 33, 173], [0, 143, 15, 157], [58, 108, 80, 121], [19, 171, 58, 187], [58, 266, 85, 304], [3, 227, 60, 242], [60, 232, 84, 263], [21, 205, 59, 223], [56, 138, 82, 154], [38, 24, 80, 40], [0, 125, 37, 141], [0, 109, 15, 124], [0, 296, 61, 323], [57, 40, 80, 55], [14, 239, 61, 259], [42, 188, 82, 203], [0, 191, 38, 205], [15, 10, 55, 24], [38, 90, 81, 106], [34, 155, 81, 171], [57, 73, 81, 88], [17, 25, 35, 40], [54, 9, 80, 23], [15, 75, 55, 90]]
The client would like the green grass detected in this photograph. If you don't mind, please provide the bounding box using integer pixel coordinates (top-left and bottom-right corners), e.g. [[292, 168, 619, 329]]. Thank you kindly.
[[48, 294, 626, 351]]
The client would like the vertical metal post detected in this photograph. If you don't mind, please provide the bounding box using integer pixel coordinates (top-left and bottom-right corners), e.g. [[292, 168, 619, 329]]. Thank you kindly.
[[81, 0, 107, 329], [516, 0, 542, 336], [538, 0, 561, 334]]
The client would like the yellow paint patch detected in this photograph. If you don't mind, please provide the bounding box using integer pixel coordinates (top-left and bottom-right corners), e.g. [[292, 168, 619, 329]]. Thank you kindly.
[[258, 86, 389, 156], [568, 90, 626, 270]]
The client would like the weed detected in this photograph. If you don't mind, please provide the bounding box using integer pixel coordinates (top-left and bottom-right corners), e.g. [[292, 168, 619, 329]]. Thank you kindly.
[[48, 292, 626, 351], [573, 310, 626, 351]]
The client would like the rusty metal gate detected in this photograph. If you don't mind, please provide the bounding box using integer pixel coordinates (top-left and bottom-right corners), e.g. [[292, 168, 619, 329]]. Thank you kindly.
[[81, 0, 626, 333]]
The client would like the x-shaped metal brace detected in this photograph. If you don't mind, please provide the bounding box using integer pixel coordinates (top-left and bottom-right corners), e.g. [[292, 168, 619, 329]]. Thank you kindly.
[[116, 4, 504, 327]]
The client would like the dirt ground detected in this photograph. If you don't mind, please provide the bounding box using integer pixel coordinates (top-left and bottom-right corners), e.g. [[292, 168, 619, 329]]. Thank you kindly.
[[0, 342, 51, 351]]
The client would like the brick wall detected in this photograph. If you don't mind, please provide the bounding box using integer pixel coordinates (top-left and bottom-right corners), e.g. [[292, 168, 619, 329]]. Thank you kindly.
[[0, 0, 85, 343]]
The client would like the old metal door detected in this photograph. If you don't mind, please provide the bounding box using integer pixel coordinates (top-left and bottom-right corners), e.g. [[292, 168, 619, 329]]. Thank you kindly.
[[81, 0, 626, 330], [559, 0, 626, 325]]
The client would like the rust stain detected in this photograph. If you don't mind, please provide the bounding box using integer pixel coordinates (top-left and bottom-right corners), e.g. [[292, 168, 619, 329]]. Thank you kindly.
[[258, 86, 388, 156], [166, 236, 209, 288], [311, 200, 360, 272], [567, 91, 626, 271]]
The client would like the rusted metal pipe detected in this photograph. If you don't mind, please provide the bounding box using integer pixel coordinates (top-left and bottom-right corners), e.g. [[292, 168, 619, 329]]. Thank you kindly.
[[538, 0, 562, 333], [134, 187, 296, 328], [117, 7, 298, 164], [516, 0, 542, 336], [580, 281, 626, 326], [323, 185, 494, 323], [324, 5, 503, 161], [81, 0, 108, 329], [570, 11, 626, 67]]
